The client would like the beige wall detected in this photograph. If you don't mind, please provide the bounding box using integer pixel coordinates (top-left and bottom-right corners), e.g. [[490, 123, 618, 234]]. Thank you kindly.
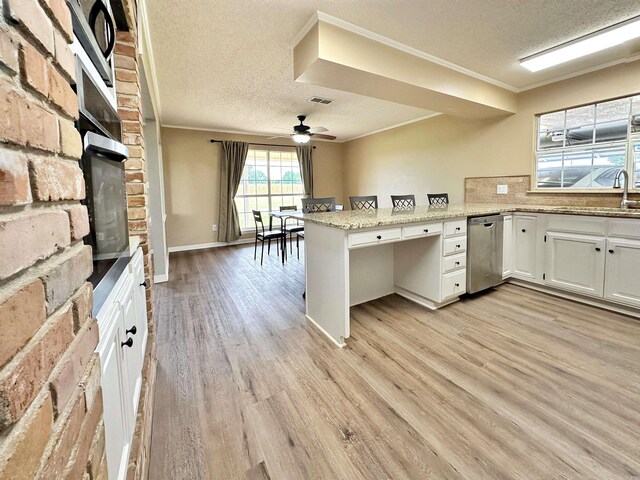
[[343, 60, 640, 208], [161, 127, 345, 248]]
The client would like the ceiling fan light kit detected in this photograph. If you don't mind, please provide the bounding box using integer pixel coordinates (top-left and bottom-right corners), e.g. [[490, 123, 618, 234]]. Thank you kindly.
[[520, 15, 640, 72], [269, 115, 337, 142], [293, 133, 311, 143]]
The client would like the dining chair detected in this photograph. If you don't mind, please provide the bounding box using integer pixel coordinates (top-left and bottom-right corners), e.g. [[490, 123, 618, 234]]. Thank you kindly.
[[349, 195, 378, 210], [280, 205, 304, 255], [252, 210, 287, 265], [428, 193, 449, 206], [301, 197, 336, 213], [391, 194, 416, 209]]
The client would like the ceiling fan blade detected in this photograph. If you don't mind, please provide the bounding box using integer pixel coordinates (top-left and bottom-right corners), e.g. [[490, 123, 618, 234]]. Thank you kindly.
[[267, 135, 291, 140], [312, 134, 337, 141], [307, 126, 328, 133], [272, 127, 293, 131]]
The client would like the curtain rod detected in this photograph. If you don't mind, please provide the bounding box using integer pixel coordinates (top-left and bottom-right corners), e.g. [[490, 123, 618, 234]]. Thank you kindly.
[[210, 139, 316, 149]]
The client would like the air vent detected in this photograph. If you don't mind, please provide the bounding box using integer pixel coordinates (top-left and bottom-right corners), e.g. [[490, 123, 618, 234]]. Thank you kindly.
[[308, 96, 333, 105]]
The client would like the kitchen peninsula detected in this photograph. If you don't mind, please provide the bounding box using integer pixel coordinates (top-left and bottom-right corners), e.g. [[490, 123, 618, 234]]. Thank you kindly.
[[298, 204, 640, 347]]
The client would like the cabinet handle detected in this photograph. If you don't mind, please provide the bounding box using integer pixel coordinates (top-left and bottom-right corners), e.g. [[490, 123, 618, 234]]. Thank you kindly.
[[609, 249, 615, 254], [454, 283, 460, 287], [376, 235, 382, 240], [423, 229, 429, 233], [455, 261, 460, 265], [456, 244, 461, 248], [121, 337, 134, 348], [140, 281, 147, 288], [455, 227, 461, 231], [126, 325, 137, 335], [595, 247, 601, 252], [521, 229, 526, 233]]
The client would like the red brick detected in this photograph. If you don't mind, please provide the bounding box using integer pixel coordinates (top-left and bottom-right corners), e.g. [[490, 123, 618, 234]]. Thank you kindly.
[[0, 279, 46, 368], [5, 0, 54, 54], [48, 63, 78, 117], [64, 387, 103, 479], [59, 117, 82, 159], [116, 80, 138, 96], [0, 306, 73, 430], [122, 120, 142, 133], [116, 31, 136, 44], [80, 355, 101, 410], [115, 42, 136, 57], [118, 94, 140, 109], [128, 145, 144, 158], [129, 219, 148, 232], [0, 392, 54, 479], [0, 147, 32, 205], [38, 387, 86, 480], [40, 244, 93, 315], [0, 78, 58, 151], [116, 69, 138, 83], [65, 204, 90, 241], [71, 282, 93, 332], [21, 40, 48, 96], [49, 321, 98, 415], [128, 207, 146, 220], [127, 195, 146, 208], [127, 183, 145, 195], [29, 156, 84, 201], [43, 0, 73, 41], [115, 53, 136, 71], [0, 210, 70, 280], [0, 27, 20, 75], [53, 31, 74, 82], [118, 107, 141, 122], [125, 157, 143, 170], [126, 170, 145, 183], [87, 421, 105, 480]]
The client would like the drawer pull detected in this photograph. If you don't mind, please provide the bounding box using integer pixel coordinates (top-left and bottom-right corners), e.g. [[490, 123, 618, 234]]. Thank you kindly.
[[455, 261, 460, 265], [126, 326, 137, 335], [609, 249, 615, 254], [376, 235, 382, 240], [456, 244, 461, 248], [121, 337, 134, 348], [595, 247, 601, 252], [454, 283, 460, 288], [423, 229, 429, 233], [455, 227, 461, 231], [521, 229, 526, 233], [140, 281, 147, 288]]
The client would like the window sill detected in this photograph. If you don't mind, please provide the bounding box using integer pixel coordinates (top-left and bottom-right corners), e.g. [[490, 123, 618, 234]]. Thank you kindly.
[[527, 189, 639, 195]]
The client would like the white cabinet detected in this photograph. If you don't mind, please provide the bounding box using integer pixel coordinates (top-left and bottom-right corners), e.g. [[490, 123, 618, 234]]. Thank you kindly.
[[512, 215, 537, 280], [502, 215, 513, 278], [545, 232, 606, 297], [96, 247, 148, 480], [604, 238, 640, 307]]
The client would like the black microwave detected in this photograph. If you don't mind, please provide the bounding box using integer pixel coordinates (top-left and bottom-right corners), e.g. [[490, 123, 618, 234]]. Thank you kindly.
[[67, 0, 116, 86]]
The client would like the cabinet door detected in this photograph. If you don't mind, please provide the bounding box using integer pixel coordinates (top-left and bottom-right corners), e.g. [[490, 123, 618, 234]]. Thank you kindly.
[[100, 308, 130, 480], [604, 238, 640, 307], [545, 232, 605, 297], [120, 285, 142, 428], [512, 216, 537, 279], [502, 215, 513, 278]]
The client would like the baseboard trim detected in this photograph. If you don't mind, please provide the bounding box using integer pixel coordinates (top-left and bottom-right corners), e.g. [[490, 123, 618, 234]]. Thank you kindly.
[[305, 314, 346, 348], [168, 238, 253, 253]]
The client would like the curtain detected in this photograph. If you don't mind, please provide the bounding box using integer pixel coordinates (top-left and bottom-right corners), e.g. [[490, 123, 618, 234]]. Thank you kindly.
[[218, 141, 249, 242], [296, 145, 313, 197]]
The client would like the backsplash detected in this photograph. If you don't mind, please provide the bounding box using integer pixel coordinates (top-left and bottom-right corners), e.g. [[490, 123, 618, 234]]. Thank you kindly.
[[464, 175, 640, 207]]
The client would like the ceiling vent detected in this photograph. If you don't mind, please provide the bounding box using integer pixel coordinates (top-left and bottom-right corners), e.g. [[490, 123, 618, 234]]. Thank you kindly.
[[308, 96, 333, 105]]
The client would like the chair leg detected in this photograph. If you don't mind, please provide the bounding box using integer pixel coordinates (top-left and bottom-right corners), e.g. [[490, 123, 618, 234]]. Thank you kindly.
[[254, 237, 258, 260], [260, 240, 265, 265], [268, 238, 271, 255], [297, 235, 300, 260], [282, 236, 286, 264]]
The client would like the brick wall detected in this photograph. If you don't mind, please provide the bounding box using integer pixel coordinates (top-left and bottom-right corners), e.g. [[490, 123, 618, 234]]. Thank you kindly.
[[113, 2, 157, 479], [0, 0, 106, 478]]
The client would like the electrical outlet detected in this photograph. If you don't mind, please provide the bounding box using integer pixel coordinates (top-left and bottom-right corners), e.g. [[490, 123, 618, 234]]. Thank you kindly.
[[497, 184, 508, 195], [212, 224, 218, 232]]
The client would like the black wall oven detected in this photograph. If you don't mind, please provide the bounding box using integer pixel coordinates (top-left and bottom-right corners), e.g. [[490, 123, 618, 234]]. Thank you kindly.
[[76, 59, 130, 314]]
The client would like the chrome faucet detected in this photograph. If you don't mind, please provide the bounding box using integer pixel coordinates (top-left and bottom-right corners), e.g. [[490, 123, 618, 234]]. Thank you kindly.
[[613, 169, 638, 209]]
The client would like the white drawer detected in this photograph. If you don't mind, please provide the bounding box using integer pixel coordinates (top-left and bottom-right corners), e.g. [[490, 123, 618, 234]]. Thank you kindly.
[[546, 214, 607, 235], [608, 218, 640, 239], [348, 228, 402, 249], [402, 222, 443, 240], [443, 236, 467, 256], [442, 270, 466, 300], [444, 219, 467, 237], [443, 253, 466, 273]]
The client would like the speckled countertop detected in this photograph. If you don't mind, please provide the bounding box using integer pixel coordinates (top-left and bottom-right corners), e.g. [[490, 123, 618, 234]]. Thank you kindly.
[[293, 203, 640, 230]]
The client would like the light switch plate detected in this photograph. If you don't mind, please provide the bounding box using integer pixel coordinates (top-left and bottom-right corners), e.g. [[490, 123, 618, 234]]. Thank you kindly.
[[497, 184, 508, 195]]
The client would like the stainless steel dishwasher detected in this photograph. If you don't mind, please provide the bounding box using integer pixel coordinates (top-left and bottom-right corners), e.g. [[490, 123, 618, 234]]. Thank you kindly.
[[467, 215, 504, 294]]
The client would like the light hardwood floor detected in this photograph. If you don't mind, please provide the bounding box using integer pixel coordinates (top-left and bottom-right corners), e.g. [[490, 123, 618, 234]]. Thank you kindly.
[[149, 243, 640, 480]]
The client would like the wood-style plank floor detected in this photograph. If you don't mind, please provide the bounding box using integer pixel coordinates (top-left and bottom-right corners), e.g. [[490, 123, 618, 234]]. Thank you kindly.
[[149, 243, 640, 480]]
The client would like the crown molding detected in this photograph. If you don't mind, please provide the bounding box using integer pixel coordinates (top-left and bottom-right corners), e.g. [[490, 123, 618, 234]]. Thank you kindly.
[[342, 113, 442, 142]]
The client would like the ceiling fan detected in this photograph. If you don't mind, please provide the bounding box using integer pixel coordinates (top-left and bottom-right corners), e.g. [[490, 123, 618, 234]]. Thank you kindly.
[[269, 115, 336, 143]]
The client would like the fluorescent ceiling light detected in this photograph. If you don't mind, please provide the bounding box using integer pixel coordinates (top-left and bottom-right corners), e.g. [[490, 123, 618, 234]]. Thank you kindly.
[[293, 133, 311, 143], [520, 15, 640, 72]]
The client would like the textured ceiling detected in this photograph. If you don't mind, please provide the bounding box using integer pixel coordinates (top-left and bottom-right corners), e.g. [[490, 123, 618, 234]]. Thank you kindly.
[[146, 0, 640, 141]]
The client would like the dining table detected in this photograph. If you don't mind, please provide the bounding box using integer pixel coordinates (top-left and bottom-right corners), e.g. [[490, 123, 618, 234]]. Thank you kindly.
[[268, 210, 304, 261]]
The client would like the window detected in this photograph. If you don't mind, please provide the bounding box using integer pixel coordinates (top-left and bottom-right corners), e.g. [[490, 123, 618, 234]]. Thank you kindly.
[[535, 94, 640, 189], [234, 149, 304, 231]]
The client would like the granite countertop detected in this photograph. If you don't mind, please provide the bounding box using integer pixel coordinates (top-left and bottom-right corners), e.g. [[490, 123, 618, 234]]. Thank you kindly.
[[293, 203, 640, 230]]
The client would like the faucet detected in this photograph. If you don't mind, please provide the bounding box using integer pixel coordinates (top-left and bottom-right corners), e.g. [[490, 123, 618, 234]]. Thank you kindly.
[[613, 169, 638, 209]]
